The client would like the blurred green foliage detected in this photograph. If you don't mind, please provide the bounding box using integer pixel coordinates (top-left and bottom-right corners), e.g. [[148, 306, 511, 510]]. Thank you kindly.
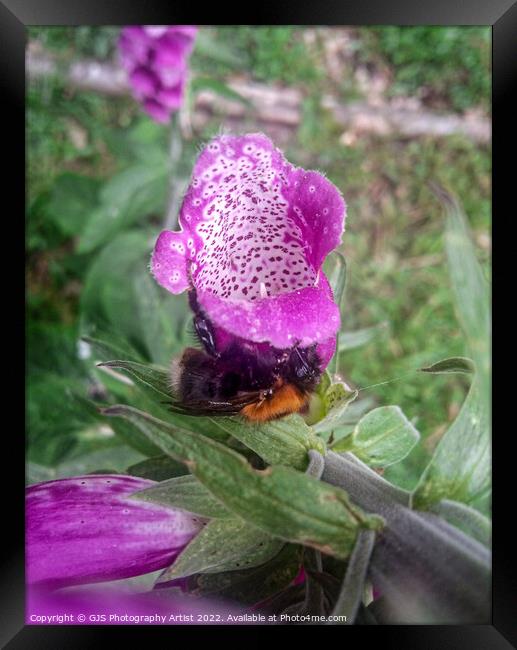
[[219, 26, 320, 84], [360, 27, 490, 112], [27, 26, 490, 488]]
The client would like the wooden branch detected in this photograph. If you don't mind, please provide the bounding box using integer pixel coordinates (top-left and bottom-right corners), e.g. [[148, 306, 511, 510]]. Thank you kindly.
[[27, 50, 490, 145]]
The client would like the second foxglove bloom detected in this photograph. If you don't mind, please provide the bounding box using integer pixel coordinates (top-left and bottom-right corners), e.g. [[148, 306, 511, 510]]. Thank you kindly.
[[118, 25, 197, 123], [26, 474, 203, 589]]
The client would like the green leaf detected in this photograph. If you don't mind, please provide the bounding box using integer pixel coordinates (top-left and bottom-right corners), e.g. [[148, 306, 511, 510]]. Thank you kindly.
[[80, 227, 191, 379], [421, 356, 475, 375], [94, 361, 231, 442], [324, 251, 347, 375], [412, 379, 490, 514], [81, 335, 142, 363], [157, 518, 284, 581], [211, 414, 324, 470], [412, 190, 490, 516], [46, 172, 100, 237], [184, 544, 303, 605], [131, 474, 231, 519], [26, 462, 56, 485], [191, 78, 251, 105], [110, 417, 165, 458], [338, 322, 389, 352], [317, 371, 332, 396], [70, 392, 163, 458], [133, 273, 192, 363], [53, 445, 145, 477], [80, 231, 151, 344], [194, 31, 247, 66], [127, 455, 189, 481], [77, 162, 168, 254], [440, 189, 490, 385], [312, 381, 358, 434], [333, 406, 420, 468], [105, 118, 168, 162], [102, 405, 383, 558], [28, 373, 95, 467], [98, 360, 171, 401], [303, 372, 332, 426], [325, 250, 347, 307]]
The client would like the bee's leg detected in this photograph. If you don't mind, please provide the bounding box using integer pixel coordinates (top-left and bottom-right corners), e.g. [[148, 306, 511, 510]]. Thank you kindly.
[[286, 343, 321, 390], [189, 289, 219, 357], [193, 314, 218, 357]]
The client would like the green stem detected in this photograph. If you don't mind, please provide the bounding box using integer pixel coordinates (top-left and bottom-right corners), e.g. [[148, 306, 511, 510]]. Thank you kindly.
[[330, 528, 376, 624], [306, 449, 325, 479], [302, 548, 325, 616], [164, 113, 184, 231], [321, 451, 491, 623]]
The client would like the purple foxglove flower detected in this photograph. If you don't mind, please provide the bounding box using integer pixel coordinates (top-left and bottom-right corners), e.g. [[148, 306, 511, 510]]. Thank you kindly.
[[26, 475, 203, 589], [151, 133, 346, 369], [118, 25, 197, 123]]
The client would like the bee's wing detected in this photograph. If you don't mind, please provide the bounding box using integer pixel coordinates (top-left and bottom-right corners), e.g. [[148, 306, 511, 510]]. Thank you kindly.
[[164, 390, 264, 417]]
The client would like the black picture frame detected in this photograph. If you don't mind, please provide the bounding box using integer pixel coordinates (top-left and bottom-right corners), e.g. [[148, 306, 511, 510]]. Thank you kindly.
[[7, 0, 510, 646]]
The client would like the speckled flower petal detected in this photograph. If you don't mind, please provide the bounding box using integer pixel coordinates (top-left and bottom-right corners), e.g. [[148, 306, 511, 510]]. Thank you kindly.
[[151, 230, 193, 293], [151, 133, 346, 353], [286, 168, 346, 270], [196, 277, 340, 350], [26, 475, 203, 589]]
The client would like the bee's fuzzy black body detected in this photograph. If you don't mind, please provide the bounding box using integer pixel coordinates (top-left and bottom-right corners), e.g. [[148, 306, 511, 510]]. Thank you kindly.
[[169, 289, 323, 420]]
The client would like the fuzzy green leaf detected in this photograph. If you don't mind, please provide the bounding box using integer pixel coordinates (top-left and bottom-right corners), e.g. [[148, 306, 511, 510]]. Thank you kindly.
[[333, 406, 420, 468], [157, 518, 284, 581], [96, 360, 231, 442], [440, 188, 490, 393], [412, 379, 489, 514], [191, 78, 251, 105], [421, 356, 475, 375], [185, 544, 303, 605], [102, 405, 383, 558], [338, 322, 389, 352], [324, 251, 347, 375], [78, 163, 168, 254], [312, 382, 359, 434], [211, 414, 324, 470], [194, 31, 247, 66], [81, 335, 142, 363], [98, 360, 171, 401], [132, 474, 231, 519], [127, 455, 188, 481], [413, 189, 490, 515], [46, 173, 100, 237]]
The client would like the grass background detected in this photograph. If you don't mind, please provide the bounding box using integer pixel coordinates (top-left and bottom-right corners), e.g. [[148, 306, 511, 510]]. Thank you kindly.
[[27, 26, 491, 488]]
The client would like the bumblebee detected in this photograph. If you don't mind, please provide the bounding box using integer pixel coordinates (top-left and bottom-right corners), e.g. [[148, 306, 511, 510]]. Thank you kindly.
[[168, 290, 322, 422]]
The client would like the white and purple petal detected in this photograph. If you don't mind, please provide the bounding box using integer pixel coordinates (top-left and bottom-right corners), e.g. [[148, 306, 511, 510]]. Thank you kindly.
[[26, 475, 203, 589]]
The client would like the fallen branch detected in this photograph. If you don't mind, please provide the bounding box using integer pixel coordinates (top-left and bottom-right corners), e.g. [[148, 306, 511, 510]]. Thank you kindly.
[[27, 49, 491, 144]]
